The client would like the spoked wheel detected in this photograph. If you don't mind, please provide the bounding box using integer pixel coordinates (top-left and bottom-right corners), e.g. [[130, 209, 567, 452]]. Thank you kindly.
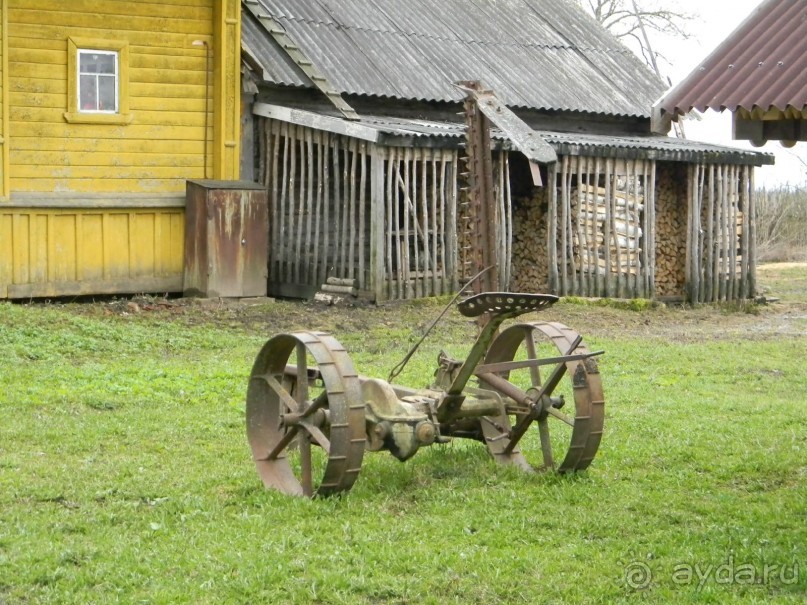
[[475, 321, 604, 473], [246, 331, 365, 497]]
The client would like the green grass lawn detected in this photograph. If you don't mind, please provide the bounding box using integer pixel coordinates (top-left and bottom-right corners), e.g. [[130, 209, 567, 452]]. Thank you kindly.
[[1, 265, 805, 604]]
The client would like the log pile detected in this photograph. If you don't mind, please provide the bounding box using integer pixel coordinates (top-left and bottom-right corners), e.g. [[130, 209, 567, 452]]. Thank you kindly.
[[510, 188, 549, 293], [570, 183, 643, 276], [654, 165, 686, 297]]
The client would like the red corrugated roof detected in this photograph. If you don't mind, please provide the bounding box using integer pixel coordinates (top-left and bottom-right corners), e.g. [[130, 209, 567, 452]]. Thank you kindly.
[[655, 0, 807, 117]]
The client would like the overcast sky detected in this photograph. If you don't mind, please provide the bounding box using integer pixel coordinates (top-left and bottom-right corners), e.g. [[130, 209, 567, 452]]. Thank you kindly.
[[642, 0, 806, 187]]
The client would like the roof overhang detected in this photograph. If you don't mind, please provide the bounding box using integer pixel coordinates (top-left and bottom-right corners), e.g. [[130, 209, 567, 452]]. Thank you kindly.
[[254, 103, 774, 166]]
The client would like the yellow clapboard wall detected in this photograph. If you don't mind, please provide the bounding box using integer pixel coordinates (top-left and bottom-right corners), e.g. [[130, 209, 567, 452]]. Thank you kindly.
[[0, 0, 242, 298], [0, 207, 184, 297]]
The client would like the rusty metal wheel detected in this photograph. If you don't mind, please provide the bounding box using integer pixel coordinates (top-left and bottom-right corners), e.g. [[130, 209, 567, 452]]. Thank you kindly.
[[476, 321, 604, 473], [246, 331, 365, 497]]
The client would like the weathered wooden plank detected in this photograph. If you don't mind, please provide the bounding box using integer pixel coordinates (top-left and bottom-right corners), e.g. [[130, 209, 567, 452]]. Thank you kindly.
[[547, 161, 559, 294], [321, 132, 332, 289], [253, 103, 380, 143], [358, 141, 367, 291], [275, 124, 294, 283], [370, 146, 385, 302], [309, 130, 321, 287], [740, 165, 750, 299], [748, 168, 757, 297], [430, 150, 439, 296], [392, 150, 403, 300], [302, 127, 314, 286], [293, 126, 305, 285], [603, 159, 613, 297], [402, 148, 413, 299]]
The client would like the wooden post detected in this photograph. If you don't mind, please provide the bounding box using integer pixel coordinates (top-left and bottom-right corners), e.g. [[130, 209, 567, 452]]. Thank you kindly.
[[647, 160, 656, 300], [547, 162, 559, 294], [740, 165, 750, 299], [370, 146, 385, 302], [684, 164, 694, 303], [603, 159, 613, 298], [748, 168, 757, 297], [446, 150, 458, 293]]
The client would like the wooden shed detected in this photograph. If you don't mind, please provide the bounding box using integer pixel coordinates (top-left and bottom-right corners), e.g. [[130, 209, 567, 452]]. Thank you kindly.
[[242, 0, 773, 304]]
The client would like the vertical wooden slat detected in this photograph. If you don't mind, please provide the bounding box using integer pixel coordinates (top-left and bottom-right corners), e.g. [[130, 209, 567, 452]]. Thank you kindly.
[[311, 130, 323, 287], [358, 141, 368, 291], [504, 153, 513, 290], [731, 164, 740, 301], [446, 151, 458, 293], [719, 164, 728, 301], [691, 163, 700, 302], [694, 163, 704, 303], [592, 157, 601, 296], [322, 133, 332, 288], [565, 155, 577, 295], [402, 148, 412, 298], [446, 154, 457, 294], [302, 128, 314, 285], [347, 137, 358, 282], [629, 161, 636, 296], [603, 159, 613, 297], [547, 161, 559, 294], [740, 165, 750, 299], [341, 138, 351, 279], [385, 149, 395, 300], [714, 164, 722, 301], [332, 136, 342, 280], [647, 160, 656, 300], [279, 123, 291, 283], [684, 164, 693, 302], [258, 118, 267, 191], [577, 156, 597, 296], [290, 126, 303, 285], [639, 160, 648, 298], [613, 163, 624, 298], [430, 149, 439, 296], [392, 150, 403, 300], [559, 156, 569, 295], [268, 121, 280, 284], [576, 156, 588, 296], [748, 168, 757, 298], [704, 164, 715, 302], [410, 149, 420, 298], [420, 149, 431, 296], [370, 145, 385, 302]]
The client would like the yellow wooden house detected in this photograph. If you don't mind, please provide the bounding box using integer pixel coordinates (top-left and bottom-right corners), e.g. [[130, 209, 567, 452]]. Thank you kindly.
[[0, 0, 242, 298]]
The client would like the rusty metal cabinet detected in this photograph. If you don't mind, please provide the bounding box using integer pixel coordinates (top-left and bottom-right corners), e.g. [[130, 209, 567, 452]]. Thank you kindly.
[[183, 180, 268, 298]]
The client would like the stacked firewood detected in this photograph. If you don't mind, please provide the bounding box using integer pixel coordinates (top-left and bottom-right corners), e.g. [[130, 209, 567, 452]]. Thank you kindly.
[[654, 167, 686, 297], [510, 189, 549, 293], [570, 182, 643, 276]]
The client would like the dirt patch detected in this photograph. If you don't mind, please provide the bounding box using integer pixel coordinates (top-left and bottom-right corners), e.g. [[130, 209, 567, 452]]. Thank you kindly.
[[21, 263, 807, 344]]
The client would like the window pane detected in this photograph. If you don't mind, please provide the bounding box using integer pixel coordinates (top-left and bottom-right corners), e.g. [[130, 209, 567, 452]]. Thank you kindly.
[[98, 76, 116, 111], [80, 52, 115, 74], [80, 75, 97, 110]]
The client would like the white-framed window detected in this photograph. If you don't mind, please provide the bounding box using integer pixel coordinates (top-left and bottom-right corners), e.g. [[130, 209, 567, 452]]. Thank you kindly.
[[78, 49, 118, 113], [64, 37, 131, 125]]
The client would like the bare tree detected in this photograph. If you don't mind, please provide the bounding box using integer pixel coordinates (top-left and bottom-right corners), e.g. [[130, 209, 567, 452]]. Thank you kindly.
[[579, 0, 692, 75]]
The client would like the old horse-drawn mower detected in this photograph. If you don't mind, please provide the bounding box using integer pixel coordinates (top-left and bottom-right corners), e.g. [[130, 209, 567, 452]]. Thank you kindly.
[[246, 292, 604, 497]]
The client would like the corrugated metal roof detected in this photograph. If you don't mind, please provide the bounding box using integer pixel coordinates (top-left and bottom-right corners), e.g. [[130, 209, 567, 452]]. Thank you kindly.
[[357, 115, 773, 164], [245, 0, 666, 117], [656, 0, 807, 116]]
